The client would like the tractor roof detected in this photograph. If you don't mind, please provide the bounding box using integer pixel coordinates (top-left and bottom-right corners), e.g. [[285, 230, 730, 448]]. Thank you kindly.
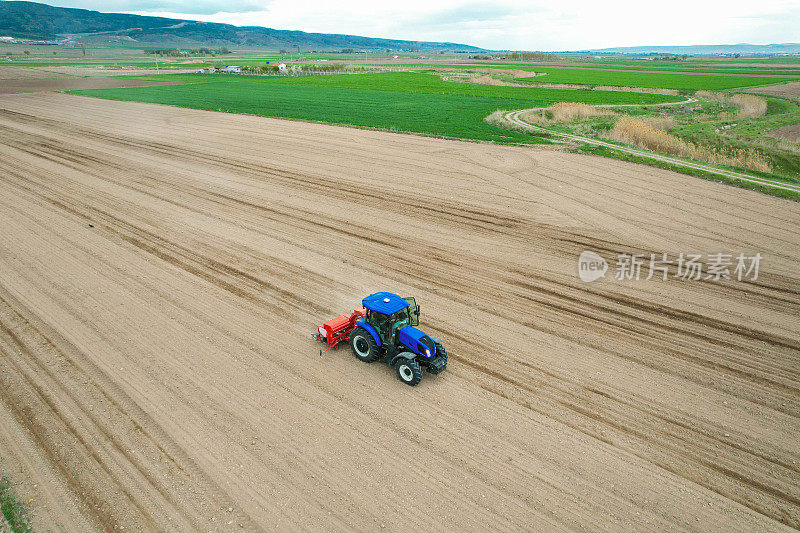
[[362, 292, 409, 315]]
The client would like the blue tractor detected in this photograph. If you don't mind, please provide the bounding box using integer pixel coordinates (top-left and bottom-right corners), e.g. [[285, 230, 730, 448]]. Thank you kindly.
[[349, 292, 447, 386]]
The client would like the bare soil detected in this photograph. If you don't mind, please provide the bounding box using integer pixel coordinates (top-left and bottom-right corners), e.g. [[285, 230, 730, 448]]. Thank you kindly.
[[745, 81, 800, 99], [0, 77, 181, 93], [32, 66, 194, 77], [0, 66, 72, 80], [0, 92, 798, 532], [766, 122, 800, 143]]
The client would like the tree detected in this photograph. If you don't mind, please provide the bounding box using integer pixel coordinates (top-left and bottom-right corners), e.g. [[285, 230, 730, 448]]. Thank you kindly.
[[24, 50, 30, 55]]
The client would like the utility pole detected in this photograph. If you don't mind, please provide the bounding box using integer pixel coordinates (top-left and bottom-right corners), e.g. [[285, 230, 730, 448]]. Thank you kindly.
[[154, 50, 159, 73]]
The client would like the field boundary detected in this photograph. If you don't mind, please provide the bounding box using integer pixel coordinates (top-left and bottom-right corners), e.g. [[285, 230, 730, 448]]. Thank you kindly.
[[504, 109, 800, 194]]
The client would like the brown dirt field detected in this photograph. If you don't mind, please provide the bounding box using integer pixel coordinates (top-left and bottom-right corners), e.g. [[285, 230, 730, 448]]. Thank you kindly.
[[0, 77, 181, 93], [0, 66, 72, 80], [766, 122, 800, 144], [0, 92, 798, 532], [467, 68, 540, 78], [745, 82, 800, 99], [36, 66, 197, 77]]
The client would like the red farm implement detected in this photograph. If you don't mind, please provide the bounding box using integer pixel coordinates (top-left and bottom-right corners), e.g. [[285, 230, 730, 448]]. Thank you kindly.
[[313, 307, 366, 351]]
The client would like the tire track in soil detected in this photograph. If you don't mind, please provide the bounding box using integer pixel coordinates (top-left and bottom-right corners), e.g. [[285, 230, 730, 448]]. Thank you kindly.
[[0, 92, 798, 531]]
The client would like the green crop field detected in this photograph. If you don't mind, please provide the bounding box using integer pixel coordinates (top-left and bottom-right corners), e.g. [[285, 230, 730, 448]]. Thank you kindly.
[[420, 65, 791, 91], [69, 72, 681, 144], [461, 61, 800, 75]]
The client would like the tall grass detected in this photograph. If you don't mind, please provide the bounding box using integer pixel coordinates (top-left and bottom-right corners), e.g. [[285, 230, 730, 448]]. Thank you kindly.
[[521, 102, 613, 123], [605, 117, 772, 172], [696, 91, 768, 118], [641, 116, 677, 132]]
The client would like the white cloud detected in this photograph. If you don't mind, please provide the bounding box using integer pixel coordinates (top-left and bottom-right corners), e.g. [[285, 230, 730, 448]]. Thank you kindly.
[[51, 0, 800, 49]]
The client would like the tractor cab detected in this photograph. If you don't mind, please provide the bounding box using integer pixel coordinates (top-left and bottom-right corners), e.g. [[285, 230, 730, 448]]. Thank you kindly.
[[362, 293, 419, 344]]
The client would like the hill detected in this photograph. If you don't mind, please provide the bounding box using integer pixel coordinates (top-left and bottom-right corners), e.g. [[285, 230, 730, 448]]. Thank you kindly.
[[0, 1, 483, 51]]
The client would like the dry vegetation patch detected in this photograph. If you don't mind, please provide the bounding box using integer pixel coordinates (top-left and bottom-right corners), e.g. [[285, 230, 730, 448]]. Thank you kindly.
[[439, 71, 540, 87], [520, 102, 614, 124], [605, 117, 772, 172], [641, 116, 677, 132], [696, 90, 768, 118]]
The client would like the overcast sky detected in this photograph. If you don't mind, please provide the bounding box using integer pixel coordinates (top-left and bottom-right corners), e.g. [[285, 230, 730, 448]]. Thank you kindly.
[[38, 0, 800, 50]]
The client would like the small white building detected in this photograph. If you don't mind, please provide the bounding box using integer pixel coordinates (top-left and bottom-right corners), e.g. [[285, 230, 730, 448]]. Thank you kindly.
[[226, 65, 241, 73], [277, 63, 287, 72]]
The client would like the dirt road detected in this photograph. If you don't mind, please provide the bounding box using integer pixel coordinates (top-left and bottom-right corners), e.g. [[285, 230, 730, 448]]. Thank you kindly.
[[504, 109, 800, 194], [0, 92, 798, 532]]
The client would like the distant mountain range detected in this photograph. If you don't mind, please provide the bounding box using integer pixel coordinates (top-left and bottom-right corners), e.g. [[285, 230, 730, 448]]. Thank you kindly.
[[587, 43, 800, 55], [0, 1, 483, 51]]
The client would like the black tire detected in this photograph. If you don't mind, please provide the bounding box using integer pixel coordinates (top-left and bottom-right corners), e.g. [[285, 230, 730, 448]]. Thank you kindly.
[[434, 339, 448, 363], [395, 359, 423, 386], [350, 327, 379, 363], [433, 340, 447, 359]]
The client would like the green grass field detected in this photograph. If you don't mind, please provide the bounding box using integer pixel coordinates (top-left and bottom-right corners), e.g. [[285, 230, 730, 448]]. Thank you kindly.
[[69, 72, 680, 144], [460, 61, 800, 75], [418, 65, 792, 91]]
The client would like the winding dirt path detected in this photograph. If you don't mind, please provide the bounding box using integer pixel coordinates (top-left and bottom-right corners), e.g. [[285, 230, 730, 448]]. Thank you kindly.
[[504, 109, 800, 194], [0, 92, 798, 532]]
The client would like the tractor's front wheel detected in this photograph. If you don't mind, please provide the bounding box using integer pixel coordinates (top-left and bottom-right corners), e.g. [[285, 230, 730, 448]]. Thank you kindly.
[[350, 327, 379, 363], [395, 359, 423, 386]]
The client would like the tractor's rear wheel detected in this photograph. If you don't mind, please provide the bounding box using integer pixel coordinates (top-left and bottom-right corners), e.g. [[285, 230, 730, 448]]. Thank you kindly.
[[350, 327, 379, 363], [395, 359, 423, 386]]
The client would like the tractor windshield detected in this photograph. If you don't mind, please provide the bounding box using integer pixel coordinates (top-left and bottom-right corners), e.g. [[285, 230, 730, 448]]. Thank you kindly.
[[390, 308, 411, 331], [366, 306, 412, 342], [367, 310, 393, 342]]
